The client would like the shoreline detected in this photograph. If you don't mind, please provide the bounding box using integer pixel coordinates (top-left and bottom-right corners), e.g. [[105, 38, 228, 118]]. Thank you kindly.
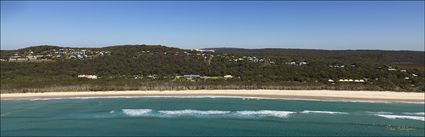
[[1, 90, 424, 103]]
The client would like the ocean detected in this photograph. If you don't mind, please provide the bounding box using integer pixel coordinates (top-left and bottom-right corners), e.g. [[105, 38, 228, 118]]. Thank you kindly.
[[1, 97, 424, 136]]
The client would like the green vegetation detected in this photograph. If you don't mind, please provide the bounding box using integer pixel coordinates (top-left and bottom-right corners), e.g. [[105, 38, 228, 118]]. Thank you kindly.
[[1, 45, 424, 93]]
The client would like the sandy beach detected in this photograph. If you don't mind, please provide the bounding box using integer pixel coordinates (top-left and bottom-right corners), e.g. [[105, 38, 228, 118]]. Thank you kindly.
[[1, 90, 424, 103]]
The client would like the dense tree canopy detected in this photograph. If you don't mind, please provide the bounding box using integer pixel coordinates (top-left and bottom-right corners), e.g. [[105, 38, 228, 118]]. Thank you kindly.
[[1, 45, 424, 93]]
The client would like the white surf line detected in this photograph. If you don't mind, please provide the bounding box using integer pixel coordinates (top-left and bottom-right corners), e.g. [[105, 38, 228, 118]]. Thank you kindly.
[[375, 114, 425, 121], [300, 110, 348, 114]]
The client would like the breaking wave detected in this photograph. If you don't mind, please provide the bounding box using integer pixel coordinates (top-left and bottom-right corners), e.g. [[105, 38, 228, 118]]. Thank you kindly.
[[402, 112, 425, 116], [300, 110, 348, 114], [118, 109, 425, 121], [120, 109, 295, 118], [235, 110, 295, 118], [158, 110, 231, 115], [121, 109, 153, 116], [375, 114, 425, 121], [366, 111, 393, 115]]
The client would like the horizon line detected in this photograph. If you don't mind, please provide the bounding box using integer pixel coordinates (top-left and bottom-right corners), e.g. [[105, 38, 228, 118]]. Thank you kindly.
[[1, 44, 424, 52]]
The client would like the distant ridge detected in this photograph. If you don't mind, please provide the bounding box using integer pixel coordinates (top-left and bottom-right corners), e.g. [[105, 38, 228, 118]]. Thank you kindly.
[[203, 47, 423, 52]]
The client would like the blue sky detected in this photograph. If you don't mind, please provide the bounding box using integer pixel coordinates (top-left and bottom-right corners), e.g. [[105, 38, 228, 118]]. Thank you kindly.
[[1, 1, 424, 51]]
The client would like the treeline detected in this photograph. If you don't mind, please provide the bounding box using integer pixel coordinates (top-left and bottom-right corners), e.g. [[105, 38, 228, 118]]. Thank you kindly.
[[0, 79, 400, 93], [208, 48, 425, 67]]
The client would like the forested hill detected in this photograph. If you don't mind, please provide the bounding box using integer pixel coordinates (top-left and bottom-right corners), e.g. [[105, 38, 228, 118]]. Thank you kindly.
[[206, 48, 425, 67], [1, 45, 424, 93]]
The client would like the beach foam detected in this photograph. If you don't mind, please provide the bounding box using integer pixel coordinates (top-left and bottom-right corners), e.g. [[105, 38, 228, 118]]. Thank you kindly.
[[122, 109, 153, 116], [375, 114, 425, 121], [402, 112, 425, 116], [120, 109, 295, 118], [235, 110, 295, 118], [301, 110, 348, 114], [367, 111, 393, 115], [119, 109, 425, 121], [158, 110, 230, 116]]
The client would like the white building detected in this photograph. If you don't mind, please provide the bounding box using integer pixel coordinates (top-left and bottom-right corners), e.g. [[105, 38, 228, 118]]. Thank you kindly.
[[387, 67, 397, 71], [329, 65, 345, 68], [338, 79, 365, 83], [224, 75, 233, 78], [193, 49, 215, 52], [78, 74, 98, 79], [354, 79, 365, 83]]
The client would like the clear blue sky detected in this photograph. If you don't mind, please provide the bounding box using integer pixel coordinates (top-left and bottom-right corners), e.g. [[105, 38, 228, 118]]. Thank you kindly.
[[1, 1, 424, 51]]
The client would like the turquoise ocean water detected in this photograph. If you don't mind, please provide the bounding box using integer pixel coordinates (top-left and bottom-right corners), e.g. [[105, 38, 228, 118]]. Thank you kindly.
[[1, 97, 424, 136]]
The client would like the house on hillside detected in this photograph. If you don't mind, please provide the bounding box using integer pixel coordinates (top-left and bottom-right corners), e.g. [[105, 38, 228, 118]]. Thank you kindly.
[[192, 49, 215, 52], [26, 55, 38, 61], [78, 74, 98, 79], [286, 61, 308, 66], [8, 56, 28, 62], [388, 68, 397, 71], [338, 79, 365, 83], [175, 74, 201, 80], [183, 74, 201, 79], [354, 79, 365, 83], [224, 75, 233, 79], [387, 66, 397, 71], [329, 64, 345, 68], [147, 75, 157, 79]]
